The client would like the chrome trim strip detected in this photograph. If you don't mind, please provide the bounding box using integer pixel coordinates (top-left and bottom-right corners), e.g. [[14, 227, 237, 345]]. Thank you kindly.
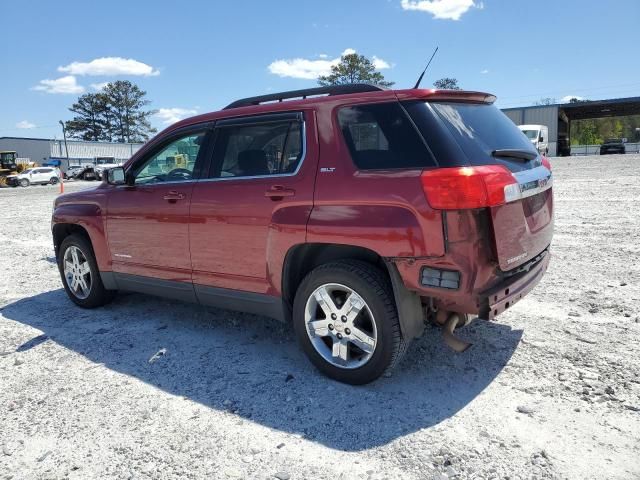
[[197, 119, 307, 184], [505, 165, 552, 203], [115, 179, 199, 189]]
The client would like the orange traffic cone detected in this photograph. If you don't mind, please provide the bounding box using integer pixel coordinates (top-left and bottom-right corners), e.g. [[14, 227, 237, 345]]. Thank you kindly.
[[59, 177, 64, 194]]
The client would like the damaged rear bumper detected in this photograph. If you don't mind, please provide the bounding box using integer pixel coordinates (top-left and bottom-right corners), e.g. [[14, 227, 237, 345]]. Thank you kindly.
[[479, 250, 550, 320]]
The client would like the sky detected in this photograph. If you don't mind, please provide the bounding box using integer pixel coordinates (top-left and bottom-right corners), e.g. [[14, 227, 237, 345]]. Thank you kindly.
[[2, 0, 640, 140]]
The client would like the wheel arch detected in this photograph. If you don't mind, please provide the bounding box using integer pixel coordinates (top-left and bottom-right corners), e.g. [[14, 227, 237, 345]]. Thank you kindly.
[[53, 224, 93, 257], [282, 243, 425, 340]]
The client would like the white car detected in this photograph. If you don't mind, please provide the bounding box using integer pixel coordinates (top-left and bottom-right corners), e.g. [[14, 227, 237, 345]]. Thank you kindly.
[[8, 167, 61, 187]]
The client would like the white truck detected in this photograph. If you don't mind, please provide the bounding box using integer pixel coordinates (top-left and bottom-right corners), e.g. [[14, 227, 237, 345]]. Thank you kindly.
[[518, 124, 549, 155]]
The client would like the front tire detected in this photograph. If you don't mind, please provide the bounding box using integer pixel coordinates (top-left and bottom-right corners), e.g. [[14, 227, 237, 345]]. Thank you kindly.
[[57, 234, 116, 308], [19, 179, 29, 187], [50, 177, 59, 185], [293, 260, 407, 385]]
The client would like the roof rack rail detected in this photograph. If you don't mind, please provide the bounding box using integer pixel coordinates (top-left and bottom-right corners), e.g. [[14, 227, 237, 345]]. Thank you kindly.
[[224, 83, 387, 110]]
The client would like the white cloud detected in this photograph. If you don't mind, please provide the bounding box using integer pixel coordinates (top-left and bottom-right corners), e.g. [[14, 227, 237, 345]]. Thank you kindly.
[[372, 56, 391, 70], [318, 53, 329, 59], [16, 120, 36, 129], [90, 82, 109, 91], [58, 57, 159, 76], [32, 75, 85, 94], [268, 48, 391, 80], [400, 0, 479, 20], [561, 95, 584, 103], [480, 69, 489, 74], [155, 107, 198, 125]]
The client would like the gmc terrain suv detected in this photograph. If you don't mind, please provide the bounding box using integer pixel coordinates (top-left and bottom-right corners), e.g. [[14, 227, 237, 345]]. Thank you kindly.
[[52, 84, 553, 384]]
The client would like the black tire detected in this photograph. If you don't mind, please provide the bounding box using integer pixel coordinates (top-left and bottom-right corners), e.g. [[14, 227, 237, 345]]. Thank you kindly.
[[50, 177, 59, 185], [57, 234, 116, 308], [293, 260, 408, 385], [19, 179, 29, 187]]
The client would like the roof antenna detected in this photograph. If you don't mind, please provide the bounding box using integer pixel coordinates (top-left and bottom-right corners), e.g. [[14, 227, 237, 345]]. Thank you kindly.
[[413, 47, 439, 89]]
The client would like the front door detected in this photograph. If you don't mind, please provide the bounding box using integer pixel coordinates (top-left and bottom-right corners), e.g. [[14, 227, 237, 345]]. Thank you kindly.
[[106, 127, 210, 282], [189, 112, 317, 295]]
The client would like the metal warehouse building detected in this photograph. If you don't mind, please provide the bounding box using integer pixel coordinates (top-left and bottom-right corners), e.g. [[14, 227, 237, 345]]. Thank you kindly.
[[501, 96, 640, 156], [0, 136, 143, 169]]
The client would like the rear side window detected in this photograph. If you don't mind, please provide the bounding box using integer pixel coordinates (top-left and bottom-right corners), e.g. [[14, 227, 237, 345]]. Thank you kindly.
[[212, 120, 303, 178], [337, 102, 435, 170]]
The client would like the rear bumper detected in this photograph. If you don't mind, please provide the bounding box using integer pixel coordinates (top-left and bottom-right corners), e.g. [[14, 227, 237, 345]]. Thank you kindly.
[[478, 251, 550, 320], [394, 249, 550, 317]]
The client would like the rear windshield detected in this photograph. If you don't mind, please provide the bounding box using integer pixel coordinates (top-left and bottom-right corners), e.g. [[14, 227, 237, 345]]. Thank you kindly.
[[405, 101, 539, 171], [337, 102, 436, 170]]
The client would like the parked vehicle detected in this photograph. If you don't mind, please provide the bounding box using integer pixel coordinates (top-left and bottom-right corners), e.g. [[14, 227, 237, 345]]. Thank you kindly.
[[94, 157, 123, 180], [8, 167, 60, 187], [68, 165, 98, 180], [518, 125, 549, 155], [64, 165, 85, 179], [52, 84, 554, 384], [600, 138, 626, 155]]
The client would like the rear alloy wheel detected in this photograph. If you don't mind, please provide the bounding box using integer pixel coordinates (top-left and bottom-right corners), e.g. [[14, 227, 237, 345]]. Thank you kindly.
[[19, 179, 29, 187], [293, 260, 407, 385], [58, 234, 115, 308]]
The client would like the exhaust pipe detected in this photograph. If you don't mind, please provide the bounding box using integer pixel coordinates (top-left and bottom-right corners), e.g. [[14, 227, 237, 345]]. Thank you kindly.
[[442, 312, 472, 353]]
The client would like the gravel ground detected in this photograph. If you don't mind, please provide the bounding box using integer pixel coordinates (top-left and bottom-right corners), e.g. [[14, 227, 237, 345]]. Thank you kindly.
[[1, 157, 639, 480]]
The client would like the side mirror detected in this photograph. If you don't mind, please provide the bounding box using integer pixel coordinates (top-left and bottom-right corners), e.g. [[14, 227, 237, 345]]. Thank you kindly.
[[539, 136, 544, 142], [107, 167, 126, 185]]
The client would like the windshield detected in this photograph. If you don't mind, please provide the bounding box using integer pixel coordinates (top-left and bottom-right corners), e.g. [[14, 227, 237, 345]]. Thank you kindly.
[[22, 169, 32, 174], [604, 138, 621, 144], [521, 129, 539, 140]]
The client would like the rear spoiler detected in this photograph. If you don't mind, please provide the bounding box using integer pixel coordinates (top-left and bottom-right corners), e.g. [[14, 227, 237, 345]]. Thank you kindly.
[[394, 89, 497, 104]]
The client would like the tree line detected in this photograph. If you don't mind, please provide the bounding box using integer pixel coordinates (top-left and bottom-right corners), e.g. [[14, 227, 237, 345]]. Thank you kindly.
[[571, 115, 640, 145], [65, 80, 156, 143], [65, 55, 460, 142]]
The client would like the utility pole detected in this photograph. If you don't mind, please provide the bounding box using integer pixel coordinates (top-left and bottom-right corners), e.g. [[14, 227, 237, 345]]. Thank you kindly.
[[59, 120, 69, 159]]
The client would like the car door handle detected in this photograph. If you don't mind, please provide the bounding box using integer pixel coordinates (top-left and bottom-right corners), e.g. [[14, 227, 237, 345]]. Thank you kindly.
[[265, 185, 295, 200], [163, 191, 186, 203]]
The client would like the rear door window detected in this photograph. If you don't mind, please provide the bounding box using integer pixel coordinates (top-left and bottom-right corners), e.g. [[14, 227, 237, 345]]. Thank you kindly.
[[210, 117, 303, 179], [337, 102, 436, 170]]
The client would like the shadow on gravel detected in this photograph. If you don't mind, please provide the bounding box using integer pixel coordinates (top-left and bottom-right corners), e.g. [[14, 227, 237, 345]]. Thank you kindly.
[[3, 290, 522, 451]]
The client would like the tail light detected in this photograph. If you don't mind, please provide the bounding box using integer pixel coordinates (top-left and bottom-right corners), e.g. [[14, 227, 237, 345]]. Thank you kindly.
[[541, 156, 552, 170], [420, 165, 518, 210]]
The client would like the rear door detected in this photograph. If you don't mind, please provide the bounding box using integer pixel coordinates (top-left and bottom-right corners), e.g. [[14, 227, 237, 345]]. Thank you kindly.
[[405, 101, 554, 271], [189, 111, 317, 294]]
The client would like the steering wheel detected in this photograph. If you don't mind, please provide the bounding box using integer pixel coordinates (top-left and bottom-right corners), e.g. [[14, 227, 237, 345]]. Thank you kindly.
[[165, 168, 192, 181]]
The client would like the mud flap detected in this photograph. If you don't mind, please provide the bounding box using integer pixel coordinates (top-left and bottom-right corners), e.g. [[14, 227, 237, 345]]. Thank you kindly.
[[384, 261, 425, 340]]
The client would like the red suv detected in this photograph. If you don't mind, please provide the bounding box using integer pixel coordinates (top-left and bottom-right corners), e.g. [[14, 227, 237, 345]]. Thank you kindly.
[[52, 84, 553, 384]]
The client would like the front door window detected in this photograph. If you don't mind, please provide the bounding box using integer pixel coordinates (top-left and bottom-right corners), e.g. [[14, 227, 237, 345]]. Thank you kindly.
[[133, 133, 205, 184]]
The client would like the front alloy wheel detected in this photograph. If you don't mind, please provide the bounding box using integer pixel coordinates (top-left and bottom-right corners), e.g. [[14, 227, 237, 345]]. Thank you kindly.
[[63, 245, 92, 299], [57, 234, 115, 308]]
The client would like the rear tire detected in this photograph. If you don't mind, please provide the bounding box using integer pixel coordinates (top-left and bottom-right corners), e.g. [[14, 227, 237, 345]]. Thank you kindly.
[[57, 234, 116, 308], [293, 260, 407, 385]]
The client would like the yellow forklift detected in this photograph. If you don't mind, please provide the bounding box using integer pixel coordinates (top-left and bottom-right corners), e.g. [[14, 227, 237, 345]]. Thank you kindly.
[[0, 151, 18, 185]]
